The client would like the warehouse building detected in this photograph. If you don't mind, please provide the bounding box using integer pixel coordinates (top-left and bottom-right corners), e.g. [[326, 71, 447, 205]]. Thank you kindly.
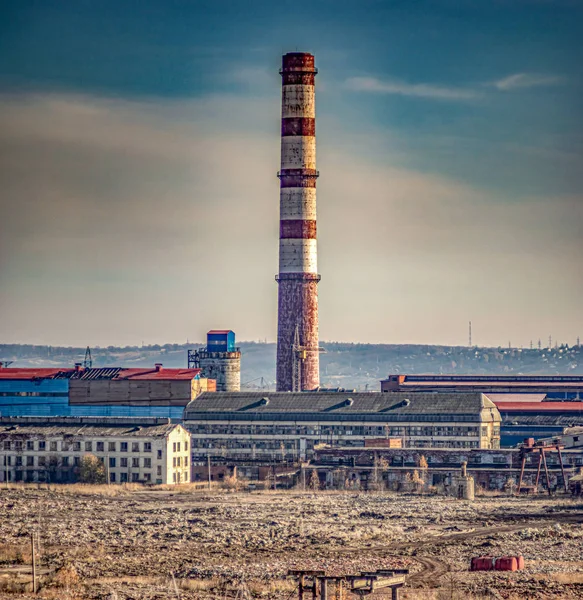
[[0, 364, 213, 418], [183, 392, 501, 467], [0, 417, 191, 485], [381, 374, 583, 399]]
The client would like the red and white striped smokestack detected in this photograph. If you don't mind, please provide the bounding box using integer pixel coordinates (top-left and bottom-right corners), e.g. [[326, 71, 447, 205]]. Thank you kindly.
[[276, 52, 320, 392]]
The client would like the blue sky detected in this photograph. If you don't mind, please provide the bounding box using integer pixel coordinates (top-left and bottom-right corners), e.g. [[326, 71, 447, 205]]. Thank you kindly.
[[0, 0, 581, 347]]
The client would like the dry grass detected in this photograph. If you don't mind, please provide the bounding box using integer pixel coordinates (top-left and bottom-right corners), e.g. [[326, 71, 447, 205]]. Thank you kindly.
[[0, 544, 32, 565]]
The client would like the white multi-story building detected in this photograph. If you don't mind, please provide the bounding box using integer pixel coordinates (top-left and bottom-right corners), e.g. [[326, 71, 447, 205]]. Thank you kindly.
[[0, 417, 191, 485]]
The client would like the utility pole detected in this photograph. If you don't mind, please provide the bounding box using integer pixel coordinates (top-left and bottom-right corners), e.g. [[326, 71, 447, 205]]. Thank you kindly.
[[207, 452, 211, 490], [31, 533, 37, 594]]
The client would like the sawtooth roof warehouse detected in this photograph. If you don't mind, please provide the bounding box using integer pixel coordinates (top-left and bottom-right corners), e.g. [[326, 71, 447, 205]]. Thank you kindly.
[[183, 392, 502, 462]]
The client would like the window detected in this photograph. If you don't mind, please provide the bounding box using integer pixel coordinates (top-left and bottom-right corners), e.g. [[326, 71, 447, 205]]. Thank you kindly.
[[120, 442, 128, 452], [62, 457, 69, 467], [157, 465, 162, 476], [184, 441, 188, 452], [27, 441, 34, 451], [38, 441, 46, 451], [144, 458, 151, 468], [173, 472, 177, 483], [120, 473, 128, 483], [132, 442, 139, 452], [73, 442, 81, 451], [38, 456, 46, 467], [173, 442, 177, 453], [3, 441, 10, 450], [157, 450, 163, 459], [177, 442, 181, 452], [26, 456, 34, 466], [15, 456, 22, 467], [50, 441, 58, 452], [132, 457, 139, 468], [143, 472, 151, 482], [131, 473, 139, 482], [184, 456, 188, 467], [96, 442, 104, 452], [110, 473, 116, 483], [85, 441, 92, 451], [3, 456, 11, 466], [120, 457, 128, 467], [109, 457, 116, 468], [108, 442, 116, 452], [184, 472, 188, 482], [481, 426, 488, 437], [144, 442, 151, 452], [74, 457, 80, 467], [15, 441, 23, 451], [176, 472, 181, 483]]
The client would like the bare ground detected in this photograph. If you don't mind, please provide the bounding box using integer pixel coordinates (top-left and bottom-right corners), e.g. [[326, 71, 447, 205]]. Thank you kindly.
[[0, 486, 582, 599]]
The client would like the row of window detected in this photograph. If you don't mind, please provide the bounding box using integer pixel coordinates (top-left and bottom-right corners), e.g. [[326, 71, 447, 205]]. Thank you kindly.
[[172, 456, 188, 467], [172, 441, 187, 453], [2, 440, 155, 453], [3, 455, 155, 468], [188, 425, 483, 437]]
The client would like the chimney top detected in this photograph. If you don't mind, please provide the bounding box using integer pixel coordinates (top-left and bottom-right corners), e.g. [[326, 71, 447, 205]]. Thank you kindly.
[[155, 363, 163, 372]]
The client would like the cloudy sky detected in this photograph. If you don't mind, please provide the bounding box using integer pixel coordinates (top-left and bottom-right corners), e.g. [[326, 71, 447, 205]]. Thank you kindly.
[[0, 0, 581, 348]]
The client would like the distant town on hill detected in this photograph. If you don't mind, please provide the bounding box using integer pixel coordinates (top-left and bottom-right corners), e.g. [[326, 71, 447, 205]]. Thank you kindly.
[[1, 342, 581, 391]]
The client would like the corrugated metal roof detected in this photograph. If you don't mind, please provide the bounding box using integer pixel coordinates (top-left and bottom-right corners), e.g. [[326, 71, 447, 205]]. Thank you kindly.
[[0, 369, 76, 380], [0, 422, 181, 438], [71, 367, 201, 381], [185, 391, 496, 417]]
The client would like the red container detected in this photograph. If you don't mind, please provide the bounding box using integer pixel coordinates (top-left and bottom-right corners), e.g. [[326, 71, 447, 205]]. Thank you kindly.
[[495, 557, 518, 571], [471, 557, 495, 571], [515, 556, 525, 570]]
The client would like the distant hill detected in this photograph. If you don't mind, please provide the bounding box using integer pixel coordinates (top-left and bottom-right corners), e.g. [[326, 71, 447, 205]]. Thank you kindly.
[[1, 342, 581, 391]]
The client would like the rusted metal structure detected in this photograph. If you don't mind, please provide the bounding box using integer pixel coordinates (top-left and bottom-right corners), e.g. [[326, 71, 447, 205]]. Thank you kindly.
[[289, 569, 408, 599], [276, 52, 320, 392], [517, 437, 568, 495]]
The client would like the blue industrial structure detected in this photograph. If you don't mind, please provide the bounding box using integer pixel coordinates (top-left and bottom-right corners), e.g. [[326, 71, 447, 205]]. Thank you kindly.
[[206, 330, 236, 353], [0, 369, 185, 419]]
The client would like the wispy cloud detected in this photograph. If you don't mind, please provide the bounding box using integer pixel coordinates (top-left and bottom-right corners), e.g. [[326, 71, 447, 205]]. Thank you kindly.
[[493, 73, 565, 91], [345, 76, 478, 100]]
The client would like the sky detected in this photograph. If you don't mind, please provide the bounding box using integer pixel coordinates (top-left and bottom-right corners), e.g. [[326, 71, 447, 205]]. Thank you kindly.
[[0, 0, 581, 348]]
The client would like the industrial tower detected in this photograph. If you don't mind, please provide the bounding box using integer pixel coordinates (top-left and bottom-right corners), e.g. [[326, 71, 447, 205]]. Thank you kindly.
[[276, 52, 320, 392]]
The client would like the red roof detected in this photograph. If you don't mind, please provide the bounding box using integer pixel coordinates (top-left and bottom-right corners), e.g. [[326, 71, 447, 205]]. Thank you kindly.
[[115, 368, 201, 381], [0, 367, 202, 381], [207, 330, 233, 335], [0, 368, 75, 380], [495, 402, 583, 412]]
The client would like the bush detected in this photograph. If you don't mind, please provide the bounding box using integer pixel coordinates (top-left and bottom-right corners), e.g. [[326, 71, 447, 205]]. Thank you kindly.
[[78, 454, 106, 484]]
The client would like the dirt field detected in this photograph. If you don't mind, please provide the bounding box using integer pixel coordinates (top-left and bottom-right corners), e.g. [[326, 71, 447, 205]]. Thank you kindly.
[[0, 485, 582, 599]]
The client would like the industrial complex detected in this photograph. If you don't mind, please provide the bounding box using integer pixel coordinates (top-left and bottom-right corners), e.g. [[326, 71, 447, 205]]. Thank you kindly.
[[0, 51, 582, 497]]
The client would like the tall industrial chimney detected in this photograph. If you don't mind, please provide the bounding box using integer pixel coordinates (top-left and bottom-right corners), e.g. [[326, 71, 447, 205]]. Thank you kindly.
[[276, 52, 320, 392]]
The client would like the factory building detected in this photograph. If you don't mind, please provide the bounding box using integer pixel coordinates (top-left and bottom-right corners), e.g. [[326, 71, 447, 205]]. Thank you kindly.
[[380, 374, 583, 447], [0, 417, 191, 485], [309, 445, 583, 492], [183, 392, 501, 468], [276, 52, 321, 392], [0, 365, 212, 418], [381, 374, 583, 399], [192, 330, 241, 392]]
